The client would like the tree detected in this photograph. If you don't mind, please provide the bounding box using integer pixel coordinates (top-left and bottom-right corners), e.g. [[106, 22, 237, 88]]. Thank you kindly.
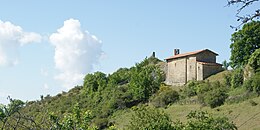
[[0, 97, 40, 129], [222, 60, 230, 70], [129, 65, 163, 102], [49, 103, 96, 130], [230, 21, 260, 68], [227, 0, 260, 29], [83, 72, 107, 92]]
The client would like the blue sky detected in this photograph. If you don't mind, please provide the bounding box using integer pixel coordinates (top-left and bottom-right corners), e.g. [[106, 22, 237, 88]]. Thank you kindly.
[[0, 1, 246, 104]]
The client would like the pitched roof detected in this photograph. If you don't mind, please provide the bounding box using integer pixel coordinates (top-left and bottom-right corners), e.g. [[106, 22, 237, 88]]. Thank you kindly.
[[165, 49, 218, 60]]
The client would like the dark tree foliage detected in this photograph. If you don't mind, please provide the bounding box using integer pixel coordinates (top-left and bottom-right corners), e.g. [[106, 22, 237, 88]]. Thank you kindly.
[[230, 21, 260, 68], [227, 0, 260, 29]]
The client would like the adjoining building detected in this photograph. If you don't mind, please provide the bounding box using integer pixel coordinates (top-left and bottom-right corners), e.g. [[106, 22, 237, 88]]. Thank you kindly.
[[165, 49, 223, 86]]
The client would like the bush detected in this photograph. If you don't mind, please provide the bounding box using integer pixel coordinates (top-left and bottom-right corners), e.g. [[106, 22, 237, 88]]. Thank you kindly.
[[231, 68, 244, 88], [224, 73, 232, 87], [174, 111, 237, 130], [197, 81, 228, 108], [151, 86, 179, 108], [248, 48, 260, 73], [243, 78, 254, 91], [183, 81, 201, 97], [128, 106, 174, 130], [252, 72, 260, 95], [204, 87, 228, 108], [243, 72, 260, 95]]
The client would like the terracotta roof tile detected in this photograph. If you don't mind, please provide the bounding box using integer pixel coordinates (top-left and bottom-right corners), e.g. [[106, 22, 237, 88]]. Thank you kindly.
[[165, 49, 218, 60]]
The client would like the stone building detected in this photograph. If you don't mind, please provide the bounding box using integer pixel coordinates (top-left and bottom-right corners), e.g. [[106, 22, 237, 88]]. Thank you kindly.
[[165, 49, 223, 86]]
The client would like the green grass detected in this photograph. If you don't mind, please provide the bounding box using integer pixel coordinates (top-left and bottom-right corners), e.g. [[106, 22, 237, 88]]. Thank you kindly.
[[111, 96, 260, 130], [166, 96, 260, 130], [206, 70, 232, 83], [111, 70, 260, 130]]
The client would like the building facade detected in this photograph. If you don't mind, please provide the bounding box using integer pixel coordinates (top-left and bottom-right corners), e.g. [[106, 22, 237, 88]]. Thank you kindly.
[[165, 49, 223, 86]]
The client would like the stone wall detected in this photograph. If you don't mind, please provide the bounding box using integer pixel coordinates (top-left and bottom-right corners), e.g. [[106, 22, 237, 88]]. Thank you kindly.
[[202, 64, 223, 79], [166, 58, 187, 85], [187, 56, 197, 81], [196, 51, 216, 63], [165, 50, 222, 86], [196, 63, 204, 80]]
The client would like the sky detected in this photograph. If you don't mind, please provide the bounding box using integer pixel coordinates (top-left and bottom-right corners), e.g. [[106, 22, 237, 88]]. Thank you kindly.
[[0, 1, 255, 104]]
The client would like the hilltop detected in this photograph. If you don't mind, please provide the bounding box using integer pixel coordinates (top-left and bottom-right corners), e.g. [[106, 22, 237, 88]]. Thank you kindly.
[[1, 55, 259, 129]]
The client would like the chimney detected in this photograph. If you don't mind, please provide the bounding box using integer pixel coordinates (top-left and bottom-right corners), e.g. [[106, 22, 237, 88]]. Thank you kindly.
[[152, 52, 156, 58], [174, 49, 180, 55]]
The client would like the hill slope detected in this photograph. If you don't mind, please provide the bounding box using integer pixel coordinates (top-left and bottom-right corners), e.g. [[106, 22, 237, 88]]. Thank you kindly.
[[4, 58, 259, 129]]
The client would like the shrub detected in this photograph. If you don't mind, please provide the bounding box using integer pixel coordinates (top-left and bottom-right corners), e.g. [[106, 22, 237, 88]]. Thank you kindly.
[[248, 48, 260, 73], [128, 106, 174, 130], [231, 68, 244, 88], [243, 72, 260, 95], [243, 78, 254, 91], [224, 73, 232, 87], [197, 81, 228, 108], [204, 87, 228, 108], [252, 72, 260, 95], [174, 111, 237, 130], [183, 81, 201, 97], [151, 86, 179, 108]]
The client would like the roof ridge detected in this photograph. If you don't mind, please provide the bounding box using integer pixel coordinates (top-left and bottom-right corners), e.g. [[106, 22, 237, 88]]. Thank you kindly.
[[165, 49, 218, 60]]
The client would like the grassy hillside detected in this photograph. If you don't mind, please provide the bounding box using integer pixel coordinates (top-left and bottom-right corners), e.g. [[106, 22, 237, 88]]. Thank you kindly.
[[111, 71, 260, 130], [2, 58, 259, 129], [14, 56, 164, 129], [111, 96, 260, 130]]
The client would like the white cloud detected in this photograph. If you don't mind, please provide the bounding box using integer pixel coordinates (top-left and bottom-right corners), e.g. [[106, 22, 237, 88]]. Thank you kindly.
[[50, 19, 103, 89], [0, 20, 42, 66]]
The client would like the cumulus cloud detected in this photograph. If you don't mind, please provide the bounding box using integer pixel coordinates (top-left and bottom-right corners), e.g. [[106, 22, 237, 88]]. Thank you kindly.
[[0, 20, 42, 66], [50, 19, 103, 89]]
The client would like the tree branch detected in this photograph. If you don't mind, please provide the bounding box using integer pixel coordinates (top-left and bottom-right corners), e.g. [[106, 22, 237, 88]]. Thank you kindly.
[[227, 0, 260, 30]]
